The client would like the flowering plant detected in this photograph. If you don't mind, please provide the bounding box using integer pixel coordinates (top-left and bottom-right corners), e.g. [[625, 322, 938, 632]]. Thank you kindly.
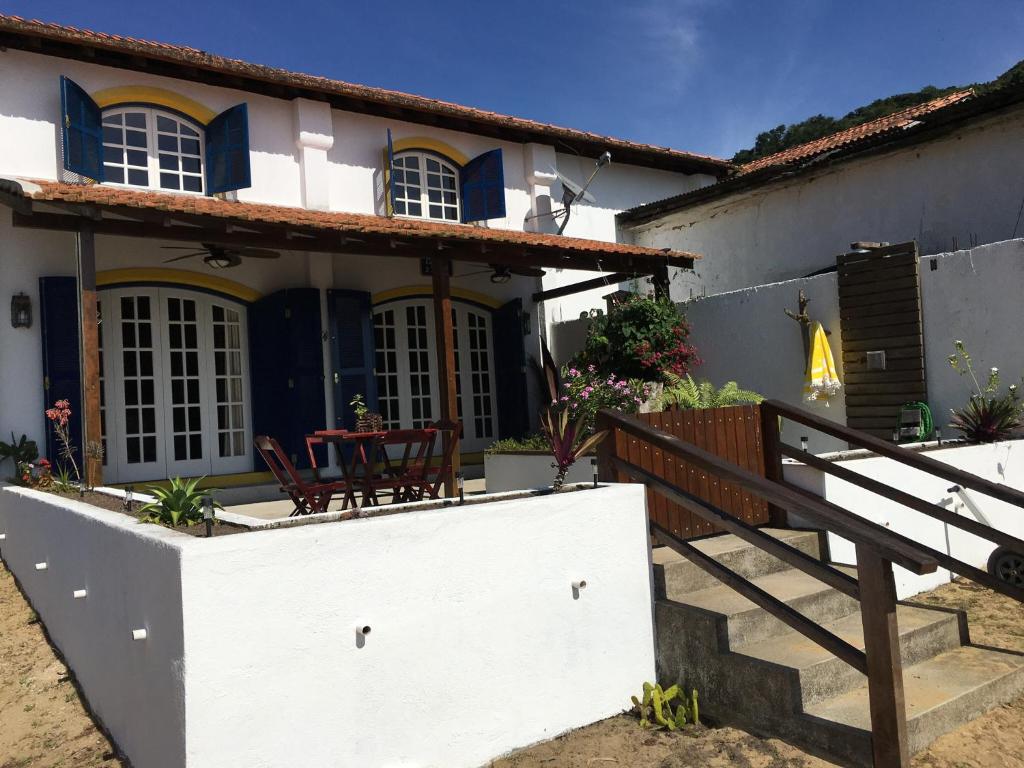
[[561, 365, 652, 433], [16, 458, 52, 489], [45, 399, 81, 485], [948, 340, 1023, 443], [576, 294, 700, 381]]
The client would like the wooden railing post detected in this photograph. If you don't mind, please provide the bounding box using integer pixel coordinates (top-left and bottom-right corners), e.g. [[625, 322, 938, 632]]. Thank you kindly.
[[856, 543, 910, 768], [759, 403, 787, 527]]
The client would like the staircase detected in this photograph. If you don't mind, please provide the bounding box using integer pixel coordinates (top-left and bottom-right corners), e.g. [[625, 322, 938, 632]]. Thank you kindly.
[[654, 528, 1024, 766]]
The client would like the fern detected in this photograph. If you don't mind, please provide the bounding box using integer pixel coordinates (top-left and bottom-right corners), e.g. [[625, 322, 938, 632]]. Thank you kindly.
[[658, 374, 764, 410]]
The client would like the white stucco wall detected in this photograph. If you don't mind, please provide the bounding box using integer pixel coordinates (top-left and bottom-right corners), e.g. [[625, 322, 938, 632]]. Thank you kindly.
[[484, 453, 595, 492], [0, 483, 654, 768], [546, 239, 1024, 455], [784, 440, 1024, 599], [628, 107, 1024, 298], [0, 485, 186, 768]]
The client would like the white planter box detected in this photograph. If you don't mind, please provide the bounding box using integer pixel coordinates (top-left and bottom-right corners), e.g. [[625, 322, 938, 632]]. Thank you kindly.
[[0, 483, 653, 768], [484, 452, 595, 492]]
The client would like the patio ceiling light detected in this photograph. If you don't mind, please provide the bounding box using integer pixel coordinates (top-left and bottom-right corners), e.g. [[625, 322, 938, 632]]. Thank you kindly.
[[490, 267, 512, 284], [203, 253, 241, 269]]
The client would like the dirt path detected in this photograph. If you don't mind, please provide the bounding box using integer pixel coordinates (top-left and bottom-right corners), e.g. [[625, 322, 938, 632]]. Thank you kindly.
[[2, 560, 1022, 767], [494, 578, 1024, 768], [0, 564, 124, 768]]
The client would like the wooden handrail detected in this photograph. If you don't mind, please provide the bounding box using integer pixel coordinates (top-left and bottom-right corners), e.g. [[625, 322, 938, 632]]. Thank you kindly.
[[764, 399, 1024, 509], [779, 442, 1024, 552], [612, 456, 860, 599], [652, 523, 868, 675], [596, 409, 937, 575]]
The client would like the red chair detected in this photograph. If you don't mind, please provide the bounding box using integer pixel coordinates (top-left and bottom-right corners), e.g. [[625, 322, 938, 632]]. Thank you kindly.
[[365, 428, 439, 505], [410, 419, 461, 501], [255, 435, 351, 516]]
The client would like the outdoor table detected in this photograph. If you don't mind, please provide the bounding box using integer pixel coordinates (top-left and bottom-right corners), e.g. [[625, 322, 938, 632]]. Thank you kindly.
[[311, 428, 439, 508]]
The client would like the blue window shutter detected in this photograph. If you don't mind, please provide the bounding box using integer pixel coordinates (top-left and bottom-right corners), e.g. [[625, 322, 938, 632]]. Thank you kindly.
[[59, 76, 104, 181], [460, 149, 506, 223], [39, 277, 83, 469], [384, 128, 396, 216], [327, 290, 378, 430], [248, 288, 325, 468], [492, 299, 530, 439], [205, 104, 251, 194]]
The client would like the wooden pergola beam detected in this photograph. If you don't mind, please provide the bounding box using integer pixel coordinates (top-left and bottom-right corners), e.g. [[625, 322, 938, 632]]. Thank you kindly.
[[531, 272, 635, 303], [430, 255, 459, 496], [76, 223, 103, 488]]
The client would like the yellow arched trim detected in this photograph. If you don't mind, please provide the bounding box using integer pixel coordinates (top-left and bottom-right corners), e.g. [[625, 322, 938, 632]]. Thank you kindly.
[[391, 137, 470, 166], [96, 268, 262, 303], [92, 86, 217, 124], [372, 285, 502, 309]]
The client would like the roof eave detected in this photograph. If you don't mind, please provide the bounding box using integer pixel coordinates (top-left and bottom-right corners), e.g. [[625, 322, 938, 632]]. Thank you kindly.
[[0, 18, 733, 178]]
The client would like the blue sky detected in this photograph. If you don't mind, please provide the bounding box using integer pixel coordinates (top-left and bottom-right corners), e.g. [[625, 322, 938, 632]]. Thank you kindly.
[[4, 0, 1022, 158]]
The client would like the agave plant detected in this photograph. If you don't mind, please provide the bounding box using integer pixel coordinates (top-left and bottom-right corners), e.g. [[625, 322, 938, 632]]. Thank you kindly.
[[540, 408, 607, 491], [950, 393, 1022, 443], [139, 476, 222, 527], [658, 373, 763, 410], [947, 340, 1023, 443]]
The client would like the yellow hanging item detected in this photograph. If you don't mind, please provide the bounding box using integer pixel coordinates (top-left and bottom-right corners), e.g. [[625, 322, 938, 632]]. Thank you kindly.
[[803, 321, 841, 404]]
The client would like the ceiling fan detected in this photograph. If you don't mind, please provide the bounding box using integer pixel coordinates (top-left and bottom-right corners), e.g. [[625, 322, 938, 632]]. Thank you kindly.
[[160, 242, 281, 269], [459, 264, 546, 284]]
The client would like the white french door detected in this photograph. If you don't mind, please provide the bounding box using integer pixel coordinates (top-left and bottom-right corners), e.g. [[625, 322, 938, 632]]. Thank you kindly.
[[99, 287, 252, 483], [372, 299, 498, 452]]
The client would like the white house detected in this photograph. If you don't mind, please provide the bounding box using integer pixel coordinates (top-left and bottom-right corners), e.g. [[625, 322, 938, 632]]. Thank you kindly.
[[0, 14, 729, 488], [620, 86, 1024, 298]]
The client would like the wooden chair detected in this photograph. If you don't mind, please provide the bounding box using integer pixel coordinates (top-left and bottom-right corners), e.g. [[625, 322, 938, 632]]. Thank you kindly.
[[254, 435, 350, 516], [366, 428, 438, 505], [413, 419, 461, 501]]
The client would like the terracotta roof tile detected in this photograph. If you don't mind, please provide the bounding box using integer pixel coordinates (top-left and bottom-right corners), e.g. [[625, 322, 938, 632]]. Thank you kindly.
[[738, 90, 974, 175], [8, 180, 699, 264], [0, 14, 731, 174]]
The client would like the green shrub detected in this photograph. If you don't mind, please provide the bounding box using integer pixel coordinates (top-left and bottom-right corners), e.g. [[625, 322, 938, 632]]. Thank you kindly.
[[485, 435, 550, 454], [140, 477, 222, 527], [575, 294, 699, 382]]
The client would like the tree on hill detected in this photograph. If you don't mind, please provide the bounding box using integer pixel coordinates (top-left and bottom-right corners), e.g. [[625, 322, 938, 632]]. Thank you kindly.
[[731, 59, 1024, 165]]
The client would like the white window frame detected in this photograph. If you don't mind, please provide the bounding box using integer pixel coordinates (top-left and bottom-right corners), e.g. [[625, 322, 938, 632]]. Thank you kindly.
[[101, 106, 206, 194], [371, 299, 497, 451], [392, 150, 461, 222], [99, 286, 252, 483]]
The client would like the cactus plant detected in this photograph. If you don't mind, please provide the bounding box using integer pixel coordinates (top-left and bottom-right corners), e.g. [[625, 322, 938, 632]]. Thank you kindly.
[[630, 682, 699, 730]]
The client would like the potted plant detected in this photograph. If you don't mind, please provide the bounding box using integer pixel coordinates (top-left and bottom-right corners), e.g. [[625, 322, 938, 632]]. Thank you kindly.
[[350, 394, 384, 433]]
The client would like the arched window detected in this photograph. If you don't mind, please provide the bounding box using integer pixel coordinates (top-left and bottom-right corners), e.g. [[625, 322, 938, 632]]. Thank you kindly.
[[102, 106, 205, 193], [392, 150, 460, 222]]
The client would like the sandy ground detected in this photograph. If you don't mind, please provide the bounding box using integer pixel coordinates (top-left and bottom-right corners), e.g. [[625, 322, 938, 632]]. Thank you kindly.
[[494, 578, 1024, 768], [1, 562, 1021, 767]]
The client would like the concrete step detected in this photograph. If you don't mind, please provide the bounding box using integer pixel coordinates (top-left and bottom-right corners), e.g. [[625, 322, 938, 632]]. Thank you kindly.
[[669, 565, 859, 648], [801, 645, 1024, 763], [732, 603, 966, 706], [653, 528, 824, 599]]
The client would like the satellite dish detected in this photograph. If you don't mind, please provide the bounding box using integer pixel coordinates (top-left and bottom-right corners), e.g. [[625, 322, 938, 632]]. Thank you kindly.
[[549, 166, 598, 205]]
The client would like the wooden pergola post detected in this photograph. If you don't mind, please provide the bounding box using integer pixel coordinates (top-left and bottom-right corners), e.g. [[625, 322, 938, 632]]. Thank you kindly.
[[431, 255, 460, 496], [76, 224, 103, 488]]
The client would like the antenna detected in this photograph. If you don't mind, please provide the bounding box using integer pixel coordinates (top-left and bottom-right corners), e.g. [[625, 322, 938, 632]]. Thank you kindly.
[[524, 152, 613, 235]]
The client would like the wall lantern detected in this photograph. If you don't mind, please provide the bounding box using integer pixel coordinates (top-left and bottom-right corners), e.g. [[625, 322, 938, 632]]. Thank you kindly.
[[11, 292, 31, 328]]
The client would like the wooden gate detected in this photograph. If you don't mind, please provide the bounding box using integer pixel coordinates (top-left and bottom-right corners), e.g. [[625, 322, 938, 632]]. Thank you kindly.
[[838, 242, 926, 439], [600, 405, 771, 539]]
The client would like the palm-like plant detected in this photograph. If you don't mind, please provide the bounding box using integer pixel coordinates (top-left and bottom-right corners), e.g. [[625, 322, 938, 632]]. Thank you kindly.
[[948, 340, 1023, 443], [658, 373, 763, 410], [540, 408, 607, 491], [140, 476, 221, 527]]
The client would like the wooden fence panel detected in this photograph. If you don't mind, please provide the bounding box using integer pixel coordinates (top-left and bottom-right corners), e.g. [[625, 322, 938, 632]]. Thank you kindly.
[[613, 405, 771, 539]]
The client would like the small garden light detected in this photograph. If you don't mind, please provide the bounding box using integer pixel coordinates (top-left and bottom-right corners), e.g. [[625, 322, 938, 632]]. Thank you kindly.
[[800, 436, 808, 452], [935, 427, 942, 446], [456, 472, 465, 505], [592, 457, 598, 488], [123, 486, 134, 513], [201, 495, 214, 538], [892, 428, 900, 444]]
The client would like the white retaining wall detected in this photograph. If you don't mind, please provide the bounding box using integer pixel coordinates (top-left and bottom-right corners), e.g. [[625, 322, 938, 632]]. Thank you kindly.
[[0, 483, 654, 768], [784, 440, 1024, 599]]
